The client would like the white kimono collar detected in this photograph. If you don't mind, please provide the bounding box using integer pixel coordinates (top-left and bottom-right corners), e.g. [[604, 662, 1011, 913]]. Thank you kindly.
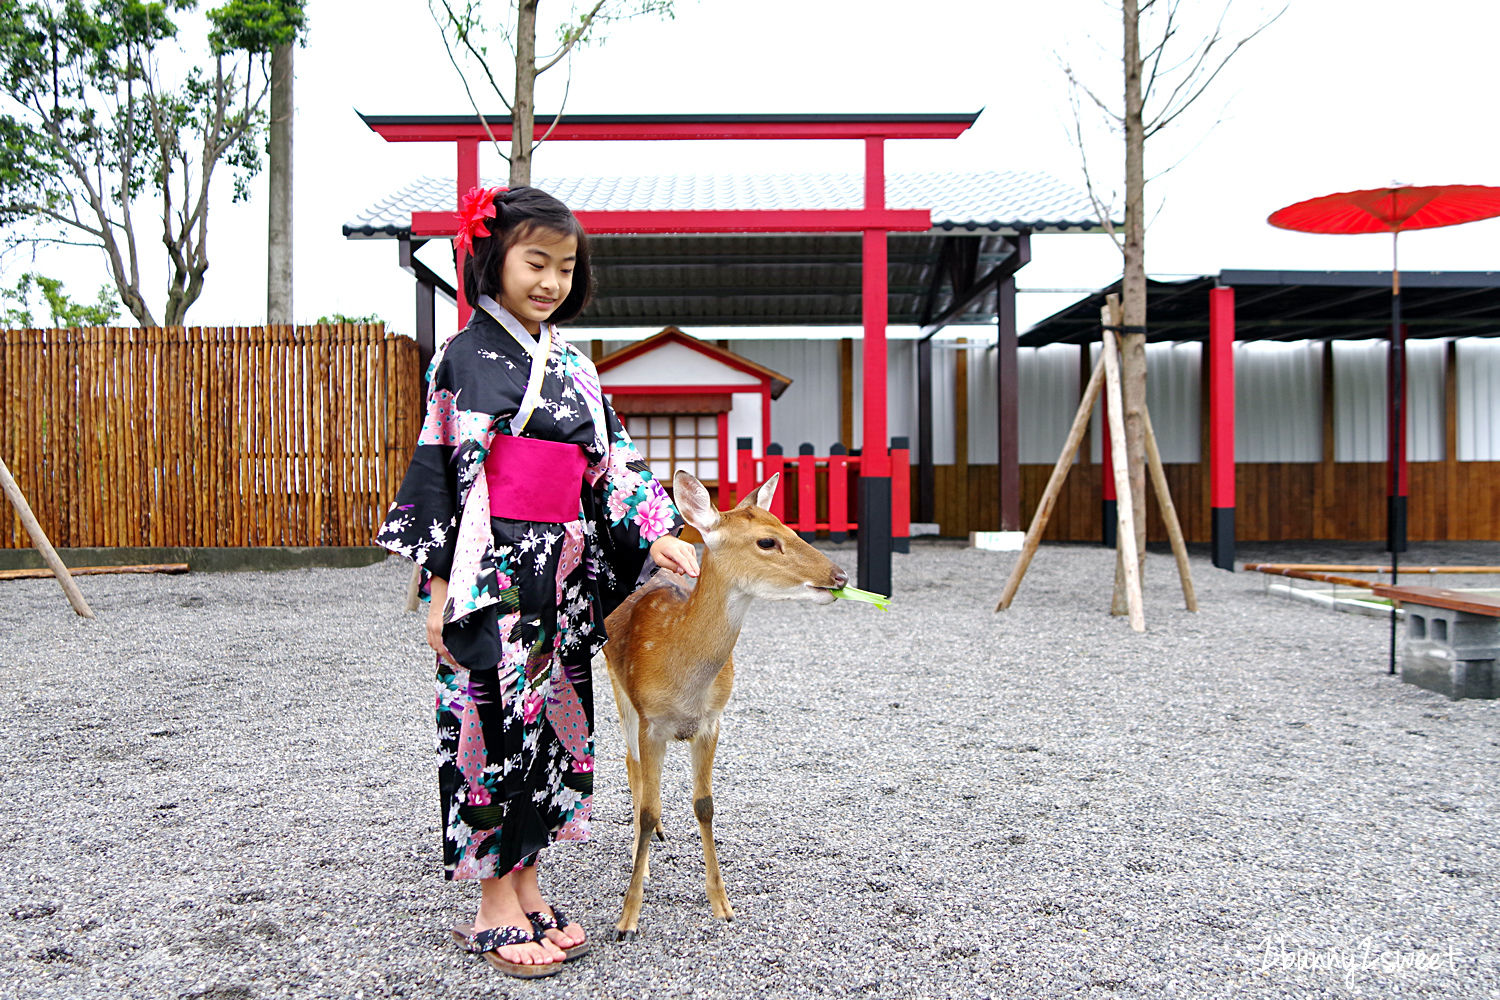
[[475, 294, 555, 434], [475, 294, 553, 358]]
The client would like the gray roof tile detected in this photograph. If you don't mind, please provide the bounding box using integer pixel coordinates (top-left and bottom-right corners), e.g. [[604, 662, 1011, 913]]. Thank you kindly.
[[343, 169, 1108, 238]]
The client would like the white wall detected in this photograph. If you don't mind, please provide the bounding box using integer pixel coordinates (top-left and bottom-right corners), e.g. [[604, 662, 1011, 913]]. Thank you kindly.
[[602, 340, 761, 387]]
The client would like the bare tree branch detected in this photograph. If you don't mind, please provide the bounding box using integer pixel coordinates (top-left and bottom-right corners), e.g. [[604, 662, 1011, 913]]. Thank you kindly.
[[429, 0, 511, 162], [532, 56, 574, 151], [535, 0, 607, 73], [1144, 3, 1284, 138], [1061, 60, 1125, 125], [1066, 86, 1125, 256]]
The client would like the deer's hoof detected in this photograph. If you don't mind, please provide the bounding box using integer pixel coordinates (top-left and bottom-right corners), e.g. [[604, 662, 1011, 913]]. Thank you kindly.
[[615, 929, 638, 942]]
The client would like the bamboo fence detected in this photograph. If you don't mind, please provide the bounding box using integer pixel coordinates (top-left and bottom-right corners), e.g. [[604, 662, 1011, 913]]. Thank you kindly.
[[0, 324, 421, 549]]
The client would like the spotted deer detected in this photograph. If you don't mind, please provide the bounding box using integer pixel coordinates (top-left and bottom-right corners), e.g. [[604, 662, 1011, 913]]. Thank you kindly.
[[598, 470, 848, 939]]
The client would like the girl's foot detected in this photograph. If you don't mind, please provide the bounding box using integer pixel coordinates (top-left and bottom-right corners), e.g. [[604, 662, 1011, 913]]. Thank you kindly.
[[471, 871, 566, 967], [516, 863, 587, 952]]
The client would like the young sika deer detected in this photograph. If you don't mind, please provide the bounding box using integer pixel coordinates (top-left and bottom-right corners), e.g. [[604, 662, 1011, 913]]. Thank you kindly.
[[599, 470, 847, 939]]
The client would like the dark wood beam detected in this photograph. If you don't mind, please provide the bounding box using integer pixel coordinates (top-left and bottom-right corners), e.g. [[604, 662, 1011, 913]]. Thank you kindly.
[[919, 236, 1029, 339], [995, 233, 1030, 531], [916, 337, 934, 523]]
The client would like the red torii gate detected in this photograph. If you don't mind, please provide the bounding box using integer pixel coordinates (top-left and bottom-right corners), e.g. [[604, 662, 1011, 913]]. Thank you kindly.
[[361, 112, 978, 594]]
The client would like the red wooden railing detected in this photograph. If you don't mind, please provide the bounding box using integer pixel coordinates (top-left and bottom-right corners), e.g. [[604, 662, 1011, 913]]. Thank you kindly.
[[725, 437, 910, 546]]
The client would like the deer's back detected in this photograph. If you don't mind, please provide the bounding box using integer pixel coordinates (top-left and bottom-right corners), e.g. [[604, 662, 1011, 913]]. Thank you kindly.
[[604, 569, 695, 672]]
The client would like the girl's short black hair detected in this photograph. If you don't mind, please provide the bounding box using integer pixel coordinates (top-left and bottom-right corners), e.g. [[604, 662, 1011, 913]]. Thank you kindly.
[[462, 186, 594, 325]]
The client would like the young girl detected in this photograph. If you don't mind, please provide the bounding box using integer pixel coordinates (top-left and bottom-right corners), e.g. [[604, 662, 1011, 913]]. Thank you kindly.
[[376, 186, 698, 978]]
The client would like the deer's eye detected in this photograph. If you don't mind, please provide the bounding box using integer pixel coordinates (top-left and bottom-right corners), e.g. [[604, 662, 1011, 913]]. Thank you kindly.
[[757, 538, 777, 550]]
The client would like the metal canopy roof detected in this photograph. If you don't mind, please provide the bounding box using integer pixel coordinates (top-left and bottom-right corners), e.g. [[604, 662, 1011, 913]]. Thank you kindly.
[[1019, 270, 1500, 346], [344, 170, 1108, 327]]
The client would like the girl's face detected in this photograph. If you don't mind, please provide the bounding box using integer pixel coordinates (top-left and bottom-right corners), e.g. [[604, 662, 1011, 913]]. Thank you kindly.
[[498, 228, 577, 335]]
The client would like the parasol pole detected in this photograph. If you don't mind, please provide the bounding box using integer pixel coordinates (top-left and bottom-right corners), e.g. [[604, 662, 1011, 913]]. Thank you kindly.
[[1388, 225, 1403, 675]]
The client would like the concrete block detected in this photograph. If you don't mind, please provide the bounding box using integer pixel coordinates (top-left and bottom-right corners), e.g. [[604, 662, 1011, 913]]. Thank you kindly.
[[971, 531, 1025, 552], [1400, 605, 1499, 700]]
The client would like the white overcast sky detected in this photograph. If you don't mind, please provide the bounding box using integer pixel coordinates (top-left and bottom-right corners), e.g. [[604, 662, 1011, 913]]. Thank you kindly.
[[14, 0, 1500, 337]]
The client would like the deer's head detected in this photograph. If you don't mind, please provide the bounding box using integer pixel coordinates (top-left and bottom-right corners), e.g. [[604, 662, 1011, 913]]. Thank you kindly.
[[673, 470, 848, 604]]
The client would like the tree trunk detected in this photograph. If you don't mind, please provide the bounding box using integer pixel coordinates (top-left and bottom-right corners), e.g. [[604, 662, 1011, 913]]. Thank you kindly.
[[267, 41, 294, 324], [510, 0, 538, 187], [1114, 0, 1149, 613]]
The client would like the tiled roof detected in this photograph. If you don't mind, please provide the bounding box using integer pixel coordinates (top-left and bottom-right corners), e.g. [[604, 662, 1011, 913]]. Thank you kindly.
[[343, 169, 1107, 238]]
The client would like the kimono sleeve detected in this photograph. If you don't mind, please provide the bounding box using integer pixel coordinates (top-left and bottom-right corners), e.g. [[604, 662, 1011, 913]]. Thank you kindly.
[[374, 348, 470, 581], [590, 399, 684, 612]]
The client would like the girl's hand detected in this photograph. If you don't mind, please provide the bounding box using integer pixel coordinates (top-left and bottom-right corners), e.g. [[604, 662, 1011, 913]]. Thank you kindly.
[[426, 575, 455, 665], [650, 535, 700, 577]]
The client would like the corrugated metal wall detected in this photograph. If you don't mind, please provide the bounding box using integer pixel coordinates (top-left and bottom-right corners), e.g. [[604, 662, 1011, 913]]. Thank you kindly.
[[1236, 341, 1321, 462], [733, 339, 843, 448], [1333, 339, 1446, 462], [1458, 339, 1500, 461]]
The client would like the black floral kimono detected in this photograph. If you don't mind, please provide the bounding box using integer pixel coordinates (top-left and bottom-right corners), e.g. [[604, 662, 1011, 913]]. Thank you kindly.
[[376, 299, 682, 880]]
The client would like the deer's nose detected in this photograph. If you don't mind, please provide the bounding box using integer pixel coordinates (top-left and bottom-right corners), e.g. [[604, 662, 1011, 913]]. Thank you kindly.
[[831, 568, 849, 588]]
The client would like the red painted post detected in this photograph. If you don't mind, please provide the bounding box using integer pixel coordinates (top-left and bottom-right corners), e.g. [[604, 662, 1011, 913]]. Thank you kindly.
[[1209, 285, 1236, 570], [828, 443, 849, 542], [1101, 376, 1116, 548], [716, 413, 731, 508], [797, 443, 817, 539], [764, 444, 786, 520], [455, 138, 479, 330], [861, 139, 889, 480], [736, 437, 755, 504], [858, 134, 893, 596], [890, 436, 910, 553]]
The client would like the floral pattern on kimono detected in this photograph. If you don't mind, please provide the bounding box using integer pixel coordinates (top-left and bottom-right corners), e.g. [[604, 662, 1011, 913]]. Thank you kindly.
[[376, 303, 682, 880]]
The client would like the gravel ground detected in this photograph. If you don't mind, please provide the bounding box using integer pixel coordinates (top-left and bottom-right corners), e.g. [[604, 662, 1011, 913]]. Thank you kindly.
[[2, 541, 1497, 1000]]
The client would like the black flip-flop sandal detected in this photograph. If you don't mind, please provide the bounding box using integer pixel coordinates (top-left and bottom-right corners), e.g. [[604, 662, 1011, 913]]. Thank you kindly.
[[451, 923, 564, 978], [527, 905, 591, 960]]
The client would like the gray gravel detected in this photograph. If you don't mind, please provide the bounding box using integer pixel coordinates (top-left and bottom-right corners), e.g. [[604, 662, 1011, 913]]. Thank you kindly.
[[2, 541, 1497, 1000]]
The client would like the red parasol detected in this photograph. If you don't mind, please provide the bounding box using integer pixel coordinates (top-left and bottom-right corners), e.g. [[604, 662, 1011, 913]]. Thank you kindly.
[[1269, 183, 1500, 673], [1269, 184, 1500, 236]]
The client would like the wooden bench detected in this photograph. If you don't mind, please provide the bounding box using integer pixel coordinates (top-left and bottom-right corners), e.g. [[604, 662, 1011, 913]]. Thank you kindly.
[[1370, 584, 1500, 700]]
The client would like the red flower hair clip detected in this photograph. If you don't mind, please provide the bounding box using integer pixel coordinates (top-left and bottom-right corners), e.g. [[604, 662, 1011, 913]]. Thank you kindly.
[[455, 185, 506, 254]]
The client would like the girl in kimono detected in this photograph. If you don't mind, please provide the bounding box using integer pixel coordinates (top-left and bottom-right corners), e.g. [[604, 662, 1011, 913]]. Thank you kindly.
[[376, 185, 698, 977]]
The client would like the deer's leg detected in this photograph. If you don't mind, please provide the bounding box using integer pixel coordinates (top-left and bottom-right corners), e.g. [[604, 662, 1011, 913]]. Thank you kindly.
[[608, 670, 664, 846], [616, 725, 665, 940], [691, 719, 734, 920], [607, 669, 644, 843]]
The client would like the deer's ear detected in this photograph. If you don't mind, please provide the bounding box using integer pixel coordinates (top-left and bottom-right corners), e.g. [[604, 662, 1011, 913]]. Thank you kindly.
[[672, 470, 720, 533], [749, 473, 779, 511]]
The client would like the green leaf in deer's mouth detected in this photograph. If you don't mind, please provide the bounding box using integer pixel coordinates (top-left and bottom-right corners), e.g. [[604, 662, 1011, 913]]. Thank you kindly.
[[829, 586, 892, 611]]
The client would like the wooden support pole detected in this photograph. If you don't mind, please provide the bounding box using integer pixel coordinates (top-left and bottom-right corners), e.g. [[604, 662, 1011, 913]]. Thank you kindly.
[[405, 563, 423, 612], [0, 454, 95, 618], [1141, 406, 1197, 612], [0, 563, 188, 581], [996, 354, 1106, 611], [1101, 330, 1145, 632]]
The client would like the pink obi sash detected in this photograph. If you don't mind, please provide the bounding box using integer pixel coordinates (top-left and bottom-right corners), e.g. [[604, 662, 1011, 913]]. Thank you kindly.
[[484, 434, 587, 523]]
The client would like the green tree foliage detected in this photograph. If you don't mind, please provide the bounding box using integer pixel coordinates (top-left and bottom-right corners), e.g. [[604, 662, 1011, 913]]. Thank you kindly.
[[2, 271, 121, 328], [313, 311, 384, 327], [0, 0, 305, 328]]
